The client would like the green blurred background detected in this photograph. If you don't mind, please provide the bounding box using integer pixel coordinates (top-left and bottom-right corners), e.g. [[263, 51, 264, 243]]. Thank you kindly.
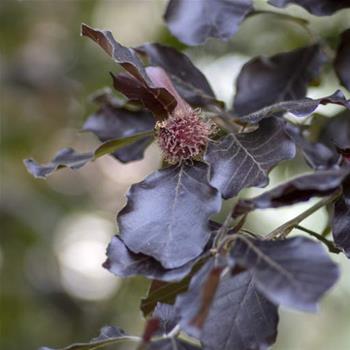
[[1, 1, 350, 349]]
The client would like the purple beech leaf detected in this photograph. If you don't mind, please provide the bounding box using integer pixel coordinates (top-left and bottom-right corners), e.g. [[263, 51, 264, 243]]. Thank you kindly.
[[152, 303, 180, 334], [136, 43, 222, 108], [332, 177, 350, 257], [268, 0, 350, 16], [140, 222, 219, 317], [144, 305, 203, 350], [319, 109, 350, 153], [238, 90, 350, 124], [81, 23, 177, 120], [204, 117, 296, 199], [175, 259, 223, 338], [164, 0, 253, 46], [104, 235, 205, 282], [233, 45, 326, 115], [200, 271, 279, 350], [335, 29, 350, 91], [284, 123, 340, 169], [233, 168, 349, 216], [118, 162, 221, 269], [83, 95, 154, 163], [24, 131, 153, 179], [39, 326, 133, 350], [230, 236, 340, 312], [24, 148, 93, 179]]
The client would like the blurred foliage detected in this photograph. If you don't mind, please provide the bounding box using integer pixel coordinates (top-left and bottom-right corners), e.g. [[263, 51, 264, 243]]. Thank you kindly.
[[1, 1, 350, 350]]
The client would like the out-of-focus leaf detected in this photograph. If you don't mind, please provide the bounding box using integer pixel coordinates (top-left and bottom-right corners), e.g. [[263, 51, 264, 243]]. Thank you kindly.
[[175, 259, 223, 338], [83, 95, 154, 162], [24, 148, 93, 179], [205, 118, 296, 199], [24, 131, 153, 179], [149, 339, 201, 350], [164, 0, 253, 45], [335, 29, 350, 91], [40, 326, 138, 350], [233, 168, 349, 216], [233, 45, 326, 115], [230, 236, 340, 311], [319, 109, 350, 153], [104, 236, 201, 282], [268, 0, 350, 16], [118, 162, 221, 269], [284, 123, 339, 169], [238, 90, 350, 124], [200, 271, 279, 350], [136, 43, 222, 108], [152, 303, 180, 334], [332, 177, 350, 257], [81, 24, 177, 119]]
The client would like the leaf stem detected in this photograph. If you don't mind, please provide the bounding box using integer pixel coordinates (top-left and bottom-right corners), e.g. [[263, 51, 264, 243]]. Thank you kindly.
[[265, 190, 341, 240], [295, 225, 341, 254]]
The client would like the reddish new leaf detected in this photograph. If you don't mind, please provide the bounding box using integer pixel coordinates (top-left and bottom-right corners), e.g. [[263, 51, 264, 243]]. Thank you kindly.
[[164, 0, 253, 45], [136, 43, 221, 108], [81, 23, 177, 119], [205, 117, 296, 199], [335, 29, 350, 91], [233, 45, 326, 115]]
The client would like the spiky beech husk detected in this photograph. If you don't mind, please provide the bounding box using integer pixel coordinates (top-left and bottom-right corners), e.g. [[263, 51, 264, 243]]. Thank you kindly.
[[155, 107, 215, 164]]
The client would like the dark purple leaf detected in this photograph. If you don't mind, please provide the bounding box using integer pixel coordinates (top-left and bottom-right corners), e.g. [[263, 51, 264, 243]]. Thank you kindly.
[[238, 90, 350, 124], [81, 24, 177, 120], [230, 236, 340, 312], [233, 45, 326, 115], [164, 0, 253, 45], [24, 148, 93, 179], [268, 0, 350, 16], [24, 131, 153, 179], [319, 109, 350, 153], [200, 271, 279, 350], [83, 94, 154, 163], [335, 29, 350, 91], [233, 168, 349, 216], [104, 235, 203, 282], [39, 326, 132, 350], [204, 117, 296, 199], [284, 123, 339, 169], [152, 303, 180, 334], [136, 43, 221, 108], [332, 177, 350, 257], [175, 259, 223, 338], [118, 162, 221, 268]]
